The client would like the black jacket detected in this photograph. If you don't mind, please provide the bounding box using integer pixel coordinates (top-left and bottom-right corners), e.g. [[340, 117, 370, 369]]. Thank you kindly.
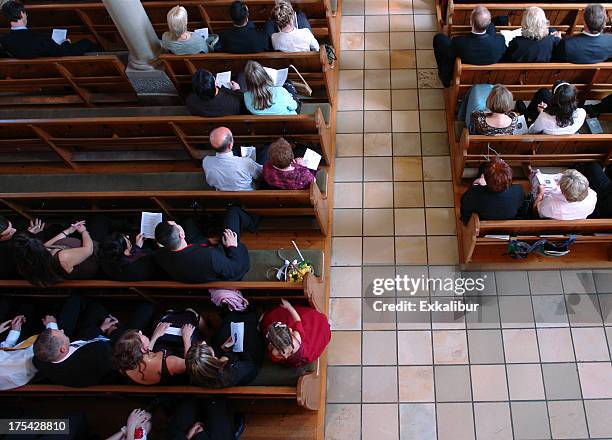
[[460, 184, 525, 224], [186, 87, 246, 117], [0, 238, 17, 279], [504, 35, 560, 62], [0, 29, 91, 58], [451, 23, 506, 65], [100, 248, 158, 282], [216, 22, 271, 54], [554, 33, 612, 63]]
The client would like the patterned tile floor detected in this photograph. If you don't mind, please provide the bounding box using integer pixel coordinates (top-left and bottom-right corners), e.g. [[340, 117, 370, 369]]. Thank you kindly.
[[325, 0, 612, 438]]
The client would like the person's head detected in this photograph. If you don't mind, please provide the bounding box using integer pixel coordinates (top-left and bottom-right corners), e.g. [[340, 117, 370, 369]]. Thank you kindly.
[[268, 137, 294, 169], [584, 4, 607, 34], [155, 220, 185, 250], [230, 1, 249, 26], [483, 156, 513, 193], [12, 232, 64, 287], [470, 5, 491, 33], [209, 126, 234, 153], [2, 1, 26, 26], [166, 5, 189, 39], [271, 1, 295, 29], [521, 7, 549, 40], [266, 322, 300, 359], [244, 60, 274, 111], [113, 330, 150, 378], [100, 232, 133, 263], [192, 68, 217, 101], [0, 216, 16, 241], [185, 342, 231, 388], [559, 169, 590, 202], [34, 328, 69, 362], [486, 84, 513, 114], [547, 81, 578, 128]]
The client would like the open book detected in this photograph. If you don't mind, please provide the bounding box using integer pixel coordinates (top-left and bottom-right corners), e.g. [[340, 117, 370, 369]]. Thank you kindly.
[[140, 212, 163, 239], [215, 71, 232, 89], [264, 67, 288, 87], [194, 28, 209, 39], [52, 29, 68, 45]]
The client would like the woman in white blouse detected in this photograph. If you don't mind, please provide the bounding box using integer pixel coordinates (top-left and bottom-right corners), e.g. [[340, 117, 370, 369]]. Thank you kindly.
[[270, 1, 319, 52], [528, 81, 586, 135]]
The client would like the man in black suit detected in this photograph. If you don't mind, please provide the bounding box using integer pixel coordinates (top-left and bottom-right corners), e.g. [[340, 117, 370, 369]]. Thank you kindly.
[[33, 294, 153, 387], [0, 1, 96, 58], [554, 4, 612, 63], [215, 1, 271, 54], [433, 6, 506, 87]]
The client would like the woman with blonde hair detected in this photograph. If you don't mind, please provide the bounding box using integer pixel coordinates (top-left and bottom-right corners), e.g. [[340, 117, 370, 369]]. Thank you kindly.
[[270, 1, 319, 52], [504, 6, 561, 62], [161, 5, 209, 55], [243, 60, 299, 115]]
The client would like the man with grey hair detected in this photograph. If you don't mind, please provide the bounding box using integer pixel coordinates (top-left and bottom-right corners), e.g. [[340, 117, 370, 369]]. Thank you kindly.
[[202, 126, 263, 191], [433, 5, 505, 87], [533, 169, 597, 220]]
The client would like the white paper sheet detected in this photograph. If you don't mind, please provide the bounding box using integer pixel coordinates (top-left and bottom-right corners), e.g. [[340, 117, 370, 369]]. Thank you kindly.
[[194, 28, 209, 39], [301, 148, 322, 170], [513, 114, 528, 135], [230, 322, 244, 353], [140, 212, 163, 239], [264, 67, 288, 87], [51, 29, 67, 45], [536, 172, 562, 191], [164, 327, 182, 336], [215, 71, 232, 89], [501, 28, 522, 47], [240, 146, 256, 161]]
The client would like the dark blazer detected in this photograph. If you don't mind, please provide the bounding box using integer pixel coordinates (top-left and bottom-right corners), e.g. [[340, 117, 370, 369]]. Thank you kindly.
[[554, 33, 612, 63], [460, 184, 525, 224], [0, 29, 93, 58], [0, 239, 17, 279], [216, 22, 271, 54], [185, 87, 246, 117], [504, 35, 560, 62], [99, 249, 158, 282], [451, 23, 506, 65]]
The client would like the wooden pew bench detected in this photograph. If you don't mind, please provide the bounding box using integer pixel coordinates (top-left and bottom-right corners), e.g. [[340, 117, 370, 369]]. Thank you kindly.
[[0, 55, 138, 106]]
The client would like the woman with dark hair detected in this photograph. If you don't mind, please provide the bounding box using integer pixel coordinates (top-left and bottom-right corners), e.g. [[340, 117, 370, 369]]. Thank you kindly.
[[460, 157, 526, 224], [185, 68, 246, 117], [243, 60, 298, 115], [99, 232, 157, 281], [526, 81, 587, 135]]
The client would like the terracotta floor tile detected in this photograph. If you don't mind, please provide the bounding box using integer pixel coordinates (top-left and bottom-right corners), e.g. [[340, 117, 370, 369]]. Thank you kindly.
[[337, 111, 364, 133], [364, 181, 395, 207], [422, 155, 451, 180], [330, 298, 362, 330], [392, 132, 421, 155], [340, 51, 365, 69], [339, 70, 364, 89], [330, 266, 362, 297], [365, 0, 389, 15], [393, 156, 423, 181], [333, 182, 363, 208], [391, 89, 419, 110], [332, 237, 363, 266], [414, 14, 437, 31], [424, 181, 454, 207], [427, 236, 459, 265], [506, 364, 545, 400], [394, 208, 426, 235], [392, 110, 421, 132], [364, 50, 390, 69], [390, 32, 415, 50], [470, 364, 509, 401], [343, 0, 365, 14], [418, 89, 445, 110], [425, 207, 456, 235], [363, 208, 395, 235], [398, 330, 433, 364], [414, 31, 436, 49], [419, 110, 446, 132], [399, 366, 434, 402], [389, 0, 413, 14], [390, 50, 417, 68], [364, 133, 393, 156], [391, 69, 418, 88], [433, 330, 468, 364], [335, 157, 363, 182], [341, 16, 365, 32], [365, 15, 390, 32], [390, 15, 415, 31], [338, 89, 364, 111], [327, 366, 362, 402], [364, 156, 393, 181], [363, 331, 397, 365], [421, 132, 449, 155], [336, 133, 364, 157], [474, 402, 512, 440], [362, 404, 399, 440], [364, 69, 391, 89], [365, 32, 390, 50], [333, 208, 363, 236], [395, 236, 428, 264], [364, 89, 391, 110], [364, 111, 393, 132], [415, 49, 436, 68], [341, 33, 365, 51], [394, 181, 425, 207], [363, 236, 395, 264]]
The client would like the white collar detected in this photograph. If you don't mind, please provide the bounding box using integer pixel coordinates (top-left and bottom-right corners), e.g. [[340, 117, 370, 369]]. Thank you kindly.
[[582, 30, 601, 37], [216, 151, 234, 157], [471, 29, 487, 35]]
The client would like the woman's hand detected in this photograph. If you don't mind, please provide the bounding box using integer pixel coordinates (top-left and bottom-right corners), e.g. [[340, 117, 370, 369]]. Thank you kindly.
[[72, 221, 87, 234], [151, 322, 171, 342], [230, 81, 240, 91], [134, 233, 145, 248], [10, 315, 26, 331], [186, 422, 204, 440], [280, 299, 292, 310], [27, 218, 45, 234], [125, 409, 150, 439], [181, 323, 195, 342], [221, 335, 235, 352], [473, 174, 487, 186], [537, 102, 547, 113]]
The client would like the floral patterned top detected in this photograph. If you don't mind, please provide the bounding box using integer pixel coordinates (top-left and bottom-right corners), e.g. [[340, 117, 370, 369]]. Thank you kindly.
[[471, 111, 518, 135]]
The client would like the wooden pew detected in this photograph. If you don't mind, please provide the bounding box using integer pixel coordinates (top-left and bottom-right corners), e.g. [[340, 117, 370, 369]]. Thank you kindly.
[[460, 213, 612, 268], [159, 48, 336, 106], [0, 55, 138, 107], [0, 110, 332, 173]]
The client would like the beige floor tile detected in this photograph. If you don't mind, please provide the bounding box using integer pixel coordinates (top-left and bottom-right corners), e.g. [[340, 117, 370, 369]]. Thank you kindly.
[[333, 208, 363, 236], [416, 49, 437, 68], [362, 404, 399, 440], [338, 90, 364, 111], [391, 50, 417, 68], [363, 236, 395, 264], [334, 182, 363, 208], [390, 15, 415, 31], [433, 330, 469, 364], [418, 89, 445, 110], [339, 70, 364, 89], [392, 110, 421, 132], [363, 209, 395, 235], [578, 362, 612, 398], [340, 51, 365, 69], [363, 366, 398, 402], [365, 32, 390, 50], [393, 156, 423, 181], [365, 15, 390, 32], [395, 236, 428, 264], [572, 327, 610, 361], [417, 69, 443, 88], [414, 14, 437, 31], [398, 330, 433, 364], [421, 132, 449, 155], [363, 331, 398, 365], [337, 111, 364, 133], [364, 89, 391, 110], [391, 69, 418, 88], [471, 365, 509, 401], [364, 0, 389, 15], [473, 402, 513, 440], [412, 0, 435, 14], [364, 70, 391, 89], [536, 328, 575, 362], [336, 133, 364, 157], [426, 208, 456, 235], [335, 157, 363, 182], [328, 331, 362, 365], [399, 366, 434, 402], [389, 0, 413, 14], [414, 31, 436, 49], [331, 266, 362, 297], [327, 366, 362, 402], [395, 208, 426, 235], [364, 110, 392, 132], [364, 181, 395, 208], [364, 50, 390, 69], [419, 110, 446, 132], [502, 329, 540, 363], [391, 89, 419, 111], [424, 181, 455, 207], [507, 364, 545, 400], [330, 298, 362, 330], [341, 16, 365, 33], [332, 237, 363, 266], [341, 33, 365, 51], [394, 182, 425, 207], [364, 133, 393, 156], [390, 32, 415, 50], [548, 401, 589, 440], [393, 132, 421, 155], [364, 156, 393, 181], [423, 156, 451, 180], [326, 404, 361, 440], [342, 0, 365, 14], [437, 403, 475, 440], [427, 236, 459, 264]]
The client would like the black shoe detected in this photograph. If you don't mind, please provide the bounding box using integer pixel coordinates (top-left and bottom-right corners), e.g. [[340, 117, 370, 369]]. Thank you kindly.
[[514, 100, 527, 115], [234, 414, 246, 439]]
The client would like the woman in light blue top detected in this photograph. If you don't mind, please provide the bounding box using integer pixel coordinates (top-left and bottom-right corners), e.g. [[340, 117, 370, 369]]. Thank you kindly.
[[161, 6, 209, 55], [243, 60, 298, 115]]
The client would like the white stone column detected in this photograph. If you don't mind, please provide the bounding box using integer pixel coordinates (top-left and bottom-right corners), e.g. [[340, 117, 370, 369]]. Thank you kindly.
[[102, 0, 162, 71]]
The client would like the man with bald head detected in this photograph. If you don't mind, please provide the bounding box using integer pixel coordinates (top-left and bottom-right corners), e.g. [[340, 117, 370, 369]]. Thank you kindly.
[[433, 5, 505, 86], [202, 126, 263, 191]]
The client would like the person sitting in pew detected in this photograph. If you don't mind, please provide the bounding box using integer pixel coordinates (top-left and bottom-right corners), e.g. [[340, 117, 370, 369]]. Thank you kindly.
[[503, 7, 561, 63], [153, 207, 256, 283], [0, 1, 96, 58], [215, 1, 271, 54], [260, 299, 330, 368], [263, 137, 316, 189], [460, 157, 526, 224], [264, 0, 312, 38], [0, 215, 47, 279], [33, 294, 153, 387], [532, 168, 597, 220], [186, 310, 265, 388], [553, 4, 612, 63], [100, 232, 158, 281], [576, 163, 612, 218], [244, 60, 299, 115], [164, 398, 242, 440], [186, 68, 247, 117], [270, 1, 319, 52], [525, 81, 587, 135], [0, 301, 38, 390], [585, 93, 612, 117], [105, 408, 152, 440], [161, 5, 209, 55], [459, 84, 518, 135]]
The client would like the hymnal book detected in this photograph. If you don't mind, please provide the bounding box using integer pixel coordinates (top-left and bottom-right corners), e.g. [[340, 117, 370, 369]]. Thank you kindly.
[[536, 172, 562, 191], [194, 28, 209, 39], [500, 28, 522, 46], [586, 118, 604, 134], [140, 212, 163, 239], [264, 67, 288, 87], [230, 322, 244, 353], [513, 114, 528, 135], [215, 71, 232, 89], [164, 327, 182, 336], [301, 148, 322, 170], [240, 146, 256, 161], [52, 29, 68, 45]]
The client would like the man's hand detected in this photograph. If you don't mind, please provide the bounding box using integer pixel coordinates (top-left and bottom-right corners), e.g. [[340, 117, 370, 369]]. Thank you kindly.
[[27, 218, 45, 234], [100, 316, 119, 335], [42, 315, 57, 327], [126, 409, 150, 438], [151, 322, 171, 341], [221, 229, 238, 248], [230, 80, 240, 91], [10, 315, 26, 331], [135, 233, 145, 248], [186, 422, 204, 440], [221, 335, 235, 352], [473, 174, 487, 186], [181, 323, 195, 342], [537, 102, 547, 113]]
